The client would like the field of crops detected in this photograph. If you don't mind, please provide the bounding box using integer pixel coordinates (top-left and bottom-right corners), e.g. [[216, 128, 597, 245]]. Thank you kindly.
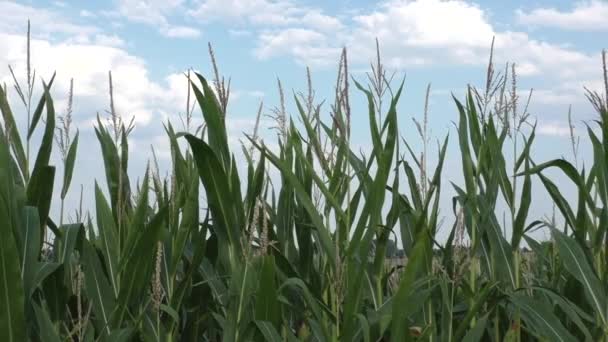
[[1, 32, 608, 341]]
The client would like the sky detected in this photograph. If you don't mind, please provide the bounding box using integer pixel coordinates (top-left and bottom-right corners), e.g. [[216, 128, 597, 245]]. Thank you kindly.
[[0, 0, 606, 242]]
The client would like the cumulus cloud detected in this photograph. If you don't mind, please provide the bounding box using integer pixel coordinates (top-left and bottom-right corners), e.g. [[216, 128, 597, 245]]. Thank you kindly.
[[255, 28, 341, 66], [114, 0, 201, 39], [252, 0, 598, 77], [0, 1, 196, 129], [161, 25, 201, 38], [188, 0, 342, 31], [1, 32, 181, 126], [247, 0, 603, 116], [517, 1, 608, 31], [537, 121, 572, 137], [93, 34, 126, 47], [0, 1, 98, 38]]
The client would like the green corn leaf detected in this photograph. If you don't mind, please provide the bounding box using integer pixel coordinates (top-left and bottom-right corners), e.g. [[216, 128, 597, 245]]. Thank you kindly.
[[552, 229, 607, 326], [118, 206, 167, 311], [288, 133, 348, 225], [509, 294, 578, 342], [512, 158, 531, 248], [82, 240, 116, 336], [391, 228, 431, 342], [185, 134, 243, 259], [20, 206, 40, 276], [191, 73, 230, 169], [538, 173, 577, 231], [454, 281, 498, 341], [461, 313, 488, 342], [29, 79, 56, 181], [252, 139, 337, 266], [94, 117, 132, 221], [60, 130, 79, 199], [0, 134, 26, 342], [279, 278, 333, 340], [255, 255, 280, 327], [0, 222, 26, 342], [28, 72, 56, 139], [25, 165, 55, 236], [256, 320, 291, 342], [465, 88, 482, 155], [530, 286, 594, 341], [95, 183, 120, 297], [57, 223, 84, 266], [0, 80, 28, 181], [515, 124, 536, 172], [24, 261, 60, 301], [172, 168, 200, 275], [244, 146, 265, 218], [33, 302, 62, 342], [100, 328, 134, 342], [121, 169, 149, 261]]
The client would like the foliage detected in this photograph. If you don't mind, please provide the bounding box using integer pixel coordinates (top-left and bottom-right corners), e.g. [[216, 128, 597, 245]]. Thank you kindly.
[[1, 39, 607, 342]]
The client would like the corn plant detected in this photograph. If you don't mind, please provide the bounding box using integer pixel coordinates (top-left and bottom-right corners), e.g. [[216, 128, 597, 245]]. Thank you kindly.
[[1, 29, 607, 341]]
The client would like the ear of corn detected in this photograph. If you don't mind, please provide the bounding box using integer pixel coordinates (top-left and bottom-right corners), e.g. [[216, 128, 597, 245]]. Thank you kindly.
[[2, 36, 608, 341]]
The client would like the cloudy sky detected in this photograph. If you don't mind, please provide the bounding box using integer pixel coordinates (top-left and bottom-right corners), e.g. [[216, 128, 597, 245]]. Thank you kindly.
[[1, 0, 606, 240]]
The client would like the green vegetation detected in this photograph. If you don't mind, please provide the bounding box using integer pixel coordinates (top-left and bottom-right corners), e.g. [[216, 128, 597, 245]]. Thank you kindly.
[[1, 32, 608, 341]]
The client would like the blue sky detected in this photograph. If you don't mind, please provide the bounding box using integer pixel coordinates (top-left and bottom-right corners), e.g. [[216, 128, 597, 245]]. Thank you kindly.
[[1, 0, 606, 241]]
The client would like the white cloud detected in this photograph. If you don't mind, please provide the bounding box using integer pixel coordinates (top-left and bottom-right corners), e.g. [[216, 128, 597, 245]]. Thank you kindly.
[[228, 29, 252, 37], [517, 1, 608, 31], [0, 8, 193, 130], [162, 25, 201, 38], [188, 0, 342, 31], [114, 0, 201, 39], [532, 89, 580, 106], [93, 34, 126, 47], [537, 121, 572, 137], [115, 0, 183, 26], [353, 0, 493, 49], [251, 0, 600, 95], [255, 28, 341, 66], [0, 1, 98, 38]]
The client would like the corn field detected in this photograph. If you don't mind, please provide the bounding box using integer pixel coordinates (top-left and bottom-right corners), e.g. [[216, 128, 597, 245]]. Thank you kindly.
[[1, 33, 608, 341]]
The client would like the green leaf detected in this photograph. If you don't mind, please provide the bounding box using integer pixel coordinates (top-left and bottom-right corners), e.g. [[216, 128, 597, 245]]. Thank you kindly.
[[255, 255, 280, 327], [0, 80, 28, 181], [24, 261, 60, 300], [461, 313, 488, 342], [185, 134, 243, 259], [28, 72, 56, 139], [94, 117, 132, 222], [82, 240, 116, 337], [29, 79, 56, 182], [57, 223, 84, 266], [95, 183, 120, 297], [60, 130, 79, 199], [33, 302, 62, 342], [255, 321, 283, 341], [253, 139, 337, 266], [191, 73, 230, 169], [0, 133, 26, 342], [118, 207, 167, 314], [25, 165, 55, 237], [391, 229, 431, 342], [512, 158, 531, 248], [509, 294, 577, 342], [454, 281, 498, 341], [552, 229, 607, 326], [20, 206, 40, 277], [530, 286, 594, 341], [453, 96, 476, 199]]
